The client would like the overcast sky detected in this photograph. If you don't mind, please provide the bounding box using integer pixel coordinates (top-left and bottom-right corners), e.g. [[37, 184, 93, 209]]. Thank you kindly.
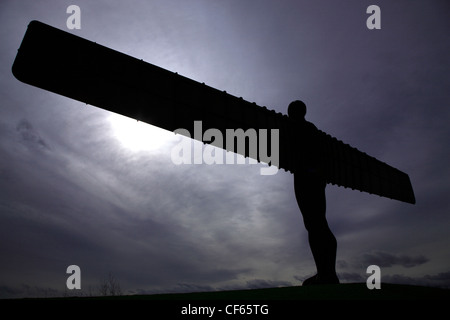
[[0, 0, 449, 298]]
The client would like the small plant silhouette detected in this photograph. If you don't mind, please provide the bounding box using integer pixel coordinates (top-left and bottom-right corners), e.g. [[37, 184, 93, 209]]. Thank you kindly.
[[98, 272, 122, 296]]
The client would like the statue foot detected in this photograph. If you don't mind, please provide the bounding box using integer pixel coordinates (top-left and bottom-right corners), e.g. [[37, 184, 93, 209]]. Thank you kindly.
[[302, 274, 340, 286]]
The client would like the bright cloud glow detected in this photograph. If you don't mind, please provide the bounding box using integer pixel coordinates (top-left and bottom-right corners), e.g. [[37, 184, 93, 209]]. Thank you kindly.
[[109, 114, 175, 152]]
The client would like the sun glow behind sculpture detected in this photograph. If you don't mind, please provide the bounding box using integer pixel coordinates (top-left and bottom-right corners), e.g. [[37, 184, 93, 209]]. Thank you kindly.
[[109, 113, 175, 152]]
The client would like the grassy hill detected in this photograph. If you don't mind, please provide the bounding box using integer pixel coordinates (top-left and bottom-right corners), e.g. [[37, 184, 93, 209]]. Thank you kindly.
[[60, 283, 449, 300], [144, 283, 449, 300], [7, 284, 448, 317]]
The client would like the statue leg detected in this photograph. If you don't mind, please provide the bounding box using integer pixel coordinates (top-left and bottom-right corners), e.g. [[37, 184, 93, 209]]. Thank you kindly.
[[294, 174, 339, 285]]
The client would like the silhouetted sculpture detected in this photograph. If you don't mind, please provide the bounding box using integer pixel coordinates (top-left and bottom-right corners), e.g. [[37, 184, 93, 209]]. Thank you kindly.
[[288, 100, 339, 285], [12, 21, 416, 289]]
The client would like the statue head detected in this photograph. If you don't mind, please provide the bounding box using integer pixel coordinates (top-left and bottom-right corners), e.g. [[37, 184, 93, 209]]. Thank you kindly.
[[288, 100, 307, 120]]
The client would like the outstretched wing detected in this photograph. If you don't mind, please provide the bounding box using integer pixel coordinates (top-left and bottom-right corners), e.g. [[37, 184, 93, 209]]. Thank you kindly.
[[12, 20, 415, 204]]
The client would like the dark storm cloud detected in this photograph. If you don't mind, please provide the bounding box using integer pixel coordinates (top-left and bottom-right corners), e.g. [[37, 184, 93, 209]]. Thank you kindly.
[[424, 272, 450, 288], [382, 273, 450, 289], [337, 273, 366, 283], [361, 251, 428, 268], [16, 119, 51, 151]]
